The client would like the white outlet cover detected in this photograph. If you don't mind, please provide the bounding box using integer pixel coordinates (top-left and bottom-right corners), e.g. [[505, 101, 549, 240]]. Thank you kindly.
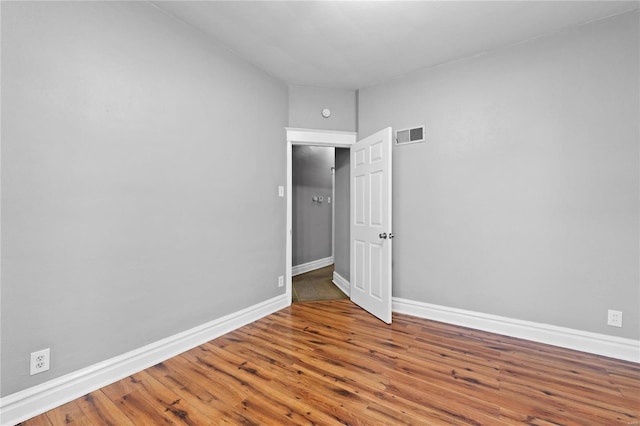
[[607, 309, 622, 327], [30, 348, 50, 375]]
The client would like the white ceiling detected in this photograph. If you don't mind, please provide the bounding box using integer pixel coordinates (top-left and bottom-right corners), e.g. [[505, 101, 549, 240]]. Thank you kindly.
[[153, 1, 639, 89]]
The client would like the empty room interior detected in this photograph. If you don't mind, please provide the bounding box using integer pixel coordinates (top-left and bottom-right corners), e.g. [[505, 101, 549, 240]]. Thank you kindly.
[[1, 1, 639, 425]]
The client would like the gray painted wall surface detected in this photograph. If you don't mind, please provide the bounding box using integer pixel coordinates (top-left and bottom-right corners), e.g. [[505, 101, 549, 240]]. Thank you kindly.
[[359, 12, 639, 339], [289, 85, 357, 131], [292, 146, 334, 266], [1, 1, 288, 396], [334, 149, 351, 280]]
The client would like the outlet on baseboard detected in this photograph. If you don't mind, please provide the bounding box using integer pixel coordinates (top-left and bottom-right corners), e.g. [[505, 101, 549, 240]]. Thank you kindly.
[[607, 309, 622, 328], [30, 348, 50, 375], [278, 275, 284, 287]]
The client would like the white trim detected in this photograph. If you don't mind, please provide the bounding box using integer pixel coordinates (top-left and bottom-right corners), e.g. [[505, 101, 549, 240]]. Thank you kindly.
[[332, 271, 350, 296], [292, 256, 334, 277], [285, 128, 357, 147], [285, 138, 293, 302], [0, 294, 289, 426], [331, 166, 335, 260], [285, 128, 357, 306], [393, 297, 640, 363]]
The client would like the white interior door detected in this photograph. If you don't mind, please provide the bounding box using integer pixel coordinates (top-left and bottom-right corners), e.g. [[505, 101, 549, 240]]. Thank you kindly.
[[350, 127, 393, 323]]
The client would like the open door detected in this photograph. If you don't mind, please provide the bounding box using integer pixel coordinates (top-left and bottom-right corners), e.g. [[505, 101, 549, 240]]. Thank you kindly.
[[350, 127, 393, 323]]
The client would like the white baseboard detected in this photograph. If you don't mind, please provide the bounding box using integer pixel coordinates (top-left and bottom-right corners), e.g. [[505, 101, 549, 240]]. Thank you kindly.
[[332, 271, 350, 296], [292, 256, 333, 276], [0, 294, 290, 426], [392, 297, 640, 363]]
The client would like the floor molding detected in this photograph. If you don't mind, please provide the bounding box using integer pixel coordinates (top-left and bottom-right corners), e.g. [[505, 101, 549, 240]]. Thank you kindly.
[[393, 297, 640, 363], [332, 271, 350, 296], [292, 256, 333, 277], [0, 294, 289, 426]]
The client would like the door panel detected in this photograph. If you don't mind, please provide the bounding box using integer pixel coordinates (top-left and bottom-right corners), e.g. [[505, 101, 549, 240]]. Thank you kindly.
[[353, 240, 366, 291], [354, 175, 366, 225], [350, 127, 393, 324], [370, 171, 383, 226], [370, 245, 383, 299]]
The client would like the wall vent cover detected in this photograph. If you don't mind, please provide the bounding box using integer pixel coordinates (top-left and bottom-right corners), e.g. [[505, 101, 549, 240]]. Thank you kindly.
[[395, 126, 425, 145]]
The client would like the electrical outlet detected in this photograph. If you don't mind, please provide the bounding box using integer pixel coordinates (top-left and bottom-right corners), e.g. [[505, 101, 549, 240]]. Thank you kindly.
[[607, 309, 622, 328], [30, 348, 50, 375], [278, 275, 284, 287]]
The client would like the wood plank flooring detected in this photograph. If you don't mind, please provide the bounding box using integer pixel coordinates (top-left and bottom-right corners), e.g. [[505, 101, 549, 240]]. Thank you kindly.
[[20, 300, 639, 425]]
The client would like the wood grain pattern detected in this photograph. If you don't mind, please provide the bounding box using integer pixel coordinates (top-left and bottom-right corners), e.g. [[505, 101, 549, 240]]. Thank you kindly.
[[20, 300, 640, 425]]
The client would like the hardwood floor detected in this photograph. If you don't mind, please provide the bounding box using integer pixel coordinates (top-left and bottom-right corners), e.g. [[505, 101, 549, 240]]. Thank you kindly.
[[21, 300, 639, 425]]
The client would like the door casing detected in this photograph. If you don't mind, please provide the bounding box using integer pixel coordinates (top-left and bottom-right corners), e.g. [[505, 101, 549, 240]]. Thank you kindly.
[[285, 128, 357, 302]]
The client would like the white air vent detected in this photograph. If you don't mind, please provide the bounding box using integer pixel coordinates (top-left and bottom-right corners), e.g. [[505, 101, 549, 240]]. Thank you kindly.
[[395, 126, 425, 145]]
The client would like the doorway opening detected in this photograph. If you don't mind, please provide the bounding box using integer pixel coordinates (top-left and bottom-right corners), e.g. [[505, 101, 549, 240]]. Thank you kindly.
[[285, 128, 356, 304], [291, 144, 350, 303]]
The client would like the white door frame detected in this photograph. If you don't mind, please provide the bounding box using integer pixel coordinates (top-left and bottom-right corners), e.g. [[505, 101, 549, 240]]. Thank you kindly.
[[285, 128, 357, 303]]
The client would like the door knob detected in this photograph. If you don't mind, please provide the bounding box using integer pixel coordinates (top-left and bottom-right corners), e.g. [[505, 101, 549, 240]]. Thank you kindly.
[[389, 233, 395, 239], [379, 232, 387, 239]]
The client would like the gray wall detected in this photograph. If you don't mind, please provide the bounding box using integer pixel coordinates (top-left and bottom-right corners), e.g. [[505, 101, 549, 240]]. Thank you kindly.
[[289, 85, 357, 131], [292, 146, 334, 266], [359, 11, 639, 339], [1, 1, 288, 396], [334, 148, 351, 280], [288, 85, 356, 272]]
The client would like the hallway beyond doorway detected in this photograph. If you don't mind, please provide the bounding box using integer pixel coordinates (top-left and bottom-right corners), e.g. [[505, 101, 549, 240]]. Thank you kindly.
[[292, 265, 348, 303]]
